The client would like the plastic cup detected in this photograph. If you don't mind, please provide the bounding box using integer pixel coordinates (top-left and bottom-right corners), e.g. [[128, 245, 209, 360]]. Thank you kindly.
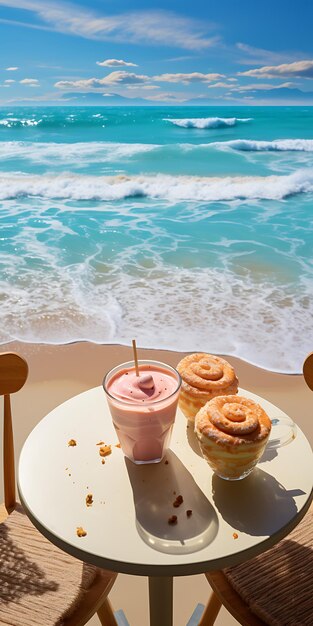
[[103, 360, 181, 465]]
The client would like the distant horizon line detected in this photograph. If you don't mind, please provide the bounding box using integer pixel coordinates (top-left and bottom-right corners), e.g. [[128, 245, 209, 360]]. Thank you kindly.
[[1, 103, 313, 107]]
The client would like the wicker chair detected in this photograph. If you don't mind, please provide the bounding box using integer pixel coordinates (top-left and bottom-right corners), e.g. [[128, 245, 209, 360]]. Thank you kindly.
[[0, 351, 119, 626], [199, 351, 313, 626]]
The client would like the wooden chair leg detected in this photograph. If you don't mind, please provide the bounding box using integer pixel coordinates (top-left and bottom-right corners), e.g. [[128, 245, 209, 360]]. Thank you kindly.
[[198, 591, 222, 626], [97, 598, 119, 626]]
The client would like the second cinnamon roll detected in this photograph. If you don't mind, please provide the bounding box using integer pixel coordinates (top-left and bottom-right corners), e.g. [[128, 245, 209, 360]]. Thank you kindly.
[[177, 353, 238, 421]]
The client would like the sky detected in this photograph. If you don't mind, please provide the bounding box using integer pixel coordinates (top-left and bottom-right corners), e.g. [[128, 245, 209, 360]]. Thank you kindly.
[[1, 0, 313, 105]]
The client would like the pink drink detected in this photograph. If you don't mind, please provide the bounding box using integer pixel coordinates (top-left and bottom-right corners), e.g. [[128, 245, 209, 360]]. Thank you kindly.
[[103, 360, 181, 464]]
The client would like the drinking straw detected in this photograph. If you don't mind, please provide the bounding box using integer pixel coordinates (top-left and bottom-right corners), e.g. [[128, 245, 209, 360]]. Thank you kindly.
[[132, 339, 140, 376]]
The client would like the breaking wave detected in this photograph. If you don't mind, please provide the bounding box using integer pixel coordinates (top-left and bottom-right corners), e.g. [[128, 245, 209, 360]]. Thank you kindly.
[[0, 141, 157, 163], [0, 114, 107, 129], [213, 139, 313, 151], [164, 117, 252, 129], [0, 262, 311, 373], [1, 169, 313, 201]]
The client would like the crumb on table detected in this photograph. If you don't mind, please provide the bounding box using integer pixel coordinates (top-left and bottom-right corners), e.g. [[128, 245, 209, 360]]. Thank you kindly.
[[101, 459, 105, 464], [233, 532, 239, 540], [168, 515, 178, 525], [96, 441, 104, 445], [99, 445, 112, 457], [186, 510, 192, 517], [68, 439, 77, 447], [76, 527, 87, 537], [173, 495, 183, 508], [115, 443, 121, 448], [86, 494, 93, 507]]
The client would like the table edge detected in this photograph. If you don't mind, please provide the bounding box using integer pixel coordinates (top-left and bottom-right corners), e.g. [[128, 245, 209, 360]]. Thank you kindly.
[[18, 480, 313, 577]]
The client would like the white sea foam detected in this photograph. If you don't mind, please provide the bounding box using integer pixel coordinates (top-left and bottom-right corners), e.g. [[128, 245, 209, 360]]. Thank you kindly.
[[0, 117, 41, 127], [164, 117, 252, 129], [0, 170, 313, 201], [0, 262, 311, 373], [0, 141, 158, 163], [212, 139, 313, 151]]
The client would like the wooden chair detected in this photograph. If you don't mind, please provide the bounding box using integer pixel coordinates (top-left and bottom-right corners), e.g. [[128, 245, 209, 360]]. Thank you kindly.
[[0, 352, 119, 626], [198, 351, 313, 626]]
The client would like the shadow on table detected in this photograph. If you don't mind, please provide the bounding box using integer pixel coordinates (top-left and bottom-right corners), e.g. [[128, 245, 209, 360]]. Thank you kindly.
[[186, 423, 202, 458], [212, 468, 304, 536], [125, 450, 218, 554]]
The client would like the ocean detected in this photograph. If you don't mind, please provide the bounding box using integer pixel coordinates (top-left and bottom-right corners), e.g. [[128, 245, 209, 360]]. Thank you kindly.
[[0, 105, 312, 373]]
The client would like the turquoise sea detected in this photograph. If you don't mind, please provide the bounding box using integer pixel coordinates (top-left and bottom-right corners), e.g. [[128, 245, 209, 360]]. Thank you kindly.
[[0, 105, 312, 373]]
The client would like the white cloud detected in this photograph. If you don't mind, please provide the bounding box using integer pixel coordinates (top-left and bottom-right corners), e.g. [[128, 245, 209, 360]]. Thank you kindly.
[[239, 60, 313, 79], [96, 59, 137, 67], [54, 70, 227, 92], [55, 71, 150, 90], [154, 72, 224, 84], [101, 71, 149, 85], [235, 43, 296, 66], [0, 1, 220, 50], [207, 81, 233, 89], [20, 78, 40, 86], [5, 66, 19, 71], [4, 79, 15, 84], [126, 85, 160, 90]]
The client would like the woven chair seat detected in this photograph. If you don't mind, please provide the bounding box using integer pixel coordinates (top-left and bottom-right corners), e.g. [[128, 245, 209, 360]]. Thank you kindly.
[[224, 506, 313, 626], [0, 504, 107, 626]]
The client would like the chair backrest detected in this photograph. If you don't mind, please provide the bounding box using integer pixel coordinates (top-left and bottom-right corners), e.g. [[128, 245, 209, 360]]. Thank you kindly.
[[0, 353, 28, 512], [303, 352, 313, 391]]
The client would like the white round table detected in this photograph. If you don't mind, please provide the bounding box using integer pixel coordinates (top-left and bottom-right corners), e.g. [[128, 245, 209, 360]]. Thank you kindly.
[[18, 386, 313, 626]]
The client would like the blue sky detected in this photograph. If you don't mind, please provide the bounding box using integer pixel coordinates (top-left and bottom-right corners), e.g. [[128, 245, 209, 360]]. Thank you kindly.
[[1, 0, 313, 104]]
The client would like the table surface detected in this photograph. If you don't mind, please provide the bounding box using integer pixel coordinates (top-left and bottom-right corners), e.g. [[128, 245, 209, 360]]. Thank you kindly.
[[18, 386, 313, 577]]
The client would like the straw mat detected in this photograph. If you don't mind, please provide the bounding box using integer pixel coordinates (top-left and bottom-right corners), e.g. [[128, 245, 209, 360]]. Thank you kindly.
[[0, 504, 102, 626], [225, 505, 313, 625]]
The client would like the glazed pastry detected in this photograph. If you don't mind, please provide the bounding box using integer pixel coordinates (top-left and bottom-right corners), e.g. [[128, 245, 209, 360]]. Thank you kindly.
[[195, 395, 272, 480], [177, 353, 238, 421]]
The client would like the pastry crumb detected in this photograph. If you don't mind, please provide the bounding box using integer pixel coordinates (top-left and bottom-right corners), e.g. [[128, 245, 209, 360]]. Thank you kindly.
[[165, 460, 169, 465], [233, 532, 239, 540], [68, 439, 77, 447], [86, 494, 93, 507], [96, 441, 104, 446], [99, 445, 112, 457], [76, 527, 87, 537], [115, 443, 121, 448], [168, 515, 178, 525], [173, 495, 183, 508], [101, 459, 105, 464], [186, 510, 192, 517]]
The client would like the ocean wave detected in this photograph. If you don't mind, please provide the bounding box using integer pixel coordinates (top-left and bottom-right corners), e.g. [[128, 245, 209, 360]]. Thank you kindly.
[[0, 114, 107, 129], [0, 141, 157, 163], [164, 117, 252, 129], [0, 117, 41, 127], [0, 263, 311, 373], [0, 170, 312, 201], [212, 139, 313, 152]]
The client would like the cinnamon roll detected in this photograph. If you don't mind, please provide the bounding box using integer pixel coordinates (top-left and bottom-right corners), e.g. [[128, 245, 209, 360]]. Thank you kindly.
[[177, 353, 238, 421], [195, 395, 271, 480]]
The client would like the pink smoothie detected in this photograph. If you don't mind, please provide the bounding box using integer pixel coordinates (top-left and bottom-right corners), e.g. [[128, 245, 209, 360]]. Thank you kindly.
[[105, 362, 181, 463]]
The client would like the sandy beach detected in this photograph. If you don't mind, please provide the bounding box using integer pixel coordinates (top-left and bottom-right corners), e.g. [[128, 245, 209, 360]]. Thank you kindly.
[[1, 341, 312, 626]]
